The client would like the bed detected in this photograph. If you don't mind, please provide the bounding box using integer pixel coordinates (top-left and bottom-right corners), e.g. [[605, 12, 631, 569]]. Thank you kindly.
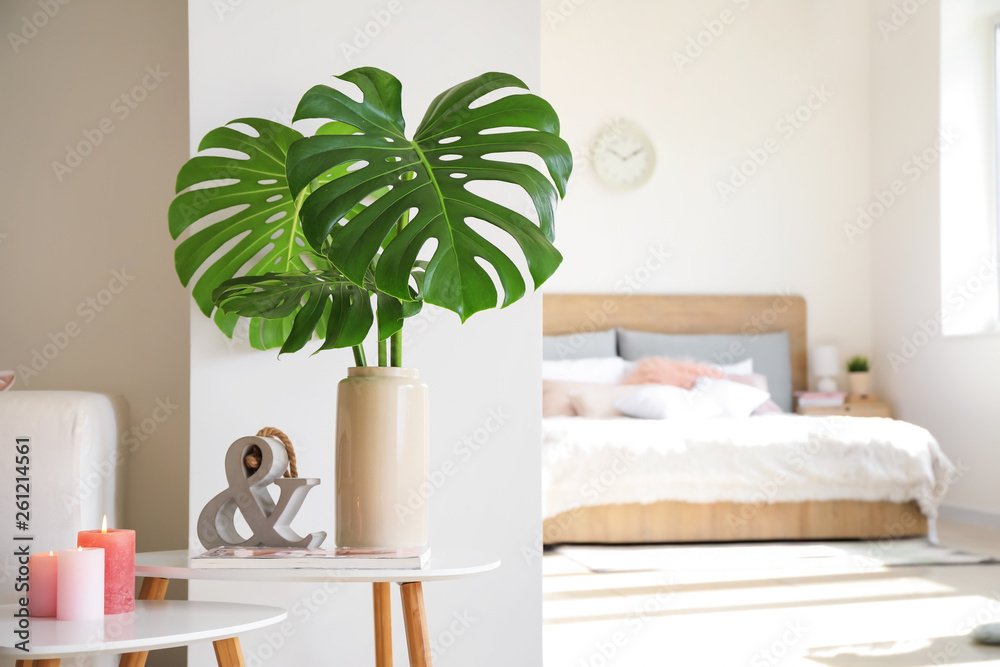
[[541, 294, 956, 544]]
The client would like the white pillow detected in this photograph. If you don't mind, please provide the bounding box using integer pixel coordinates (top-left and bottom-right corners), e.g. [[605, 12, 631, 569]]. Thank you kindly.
[[715, 358, 753, 375], [615, 385, 723, 420], [541, 357, 627, 384], [694, 377, 770, 418]]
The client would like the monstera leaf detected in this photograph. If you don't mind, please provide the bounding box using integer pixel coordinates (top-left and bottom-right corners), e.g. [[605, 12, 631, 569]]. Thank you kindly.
[[212, 260, 425, 355], [168, 117, 375, 350], [212, 270, 373, 355], [286, 67, 573, 321]]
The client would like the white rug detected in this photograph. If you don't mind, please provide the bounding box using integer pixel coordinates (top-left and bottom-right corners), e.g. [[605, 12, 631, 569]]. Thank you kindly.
[[554, 539, 997, 573]]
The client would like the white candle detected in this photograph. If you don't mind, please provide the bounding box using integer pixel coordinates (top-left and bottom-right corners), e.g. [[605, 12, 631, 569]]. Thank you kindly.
[[28, 551, 58, 617], [57, 547, 104, 621]]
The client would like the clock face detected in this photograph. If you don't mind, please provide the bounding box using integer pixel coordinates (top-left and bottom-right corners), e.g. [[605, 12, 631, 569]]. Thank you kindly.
[[592, 124, 655, 189]]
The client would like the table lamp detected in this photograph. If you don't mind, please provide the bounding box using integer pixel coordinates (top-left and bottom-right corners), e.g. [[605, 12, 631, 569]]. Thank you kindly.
[[811, 345, 839, 392]]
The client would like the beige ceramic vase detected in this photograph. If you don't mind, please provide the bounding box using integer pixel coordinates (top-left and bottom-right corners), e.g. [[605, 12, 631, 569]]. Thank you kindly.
[[847, 371, 872, 397], [335, 366, 429, 548]]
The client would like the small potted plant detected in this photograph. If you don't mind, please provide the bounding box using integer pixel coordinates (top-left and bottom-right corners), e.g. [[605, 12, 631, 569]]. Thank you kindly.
[[168, 67, 572, 549], [846, 355, 871, 397]]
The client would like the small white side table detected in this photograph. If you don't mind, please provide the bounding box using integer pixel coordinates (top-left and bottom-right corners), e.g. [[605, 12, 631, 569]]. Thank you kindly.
[[133, 549, 500, 667], [0, 600, 286, 667]]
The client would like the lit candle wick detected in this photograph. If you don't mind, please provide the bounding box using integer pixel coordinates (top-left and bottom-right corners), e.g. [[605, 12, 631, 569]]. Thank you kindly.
[[101, 514, 108, 533]]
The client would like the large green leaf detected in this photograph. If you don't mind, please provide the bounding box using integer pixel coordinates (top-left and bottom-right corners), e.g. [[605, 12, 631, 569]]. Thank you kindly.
[[287, 68, 573, 321], [168, 117, 375, 351], [169, 117, 316, 348], [212, 270, 374, 355]]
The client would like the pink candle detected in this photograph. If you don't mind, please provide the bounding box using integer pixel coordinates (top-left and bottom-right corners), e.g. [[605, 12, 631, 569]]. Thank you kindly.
[[28, 551, 57, 617], [78, 517, 135, 614], [57, 547, 104, 621]]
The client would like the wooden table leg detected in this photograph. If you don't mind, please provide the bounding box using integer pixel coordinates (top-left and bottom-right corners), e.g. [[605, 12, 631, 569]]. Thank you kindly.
[[137, 577, 170, 602], [213, 637, 246, 667], [373, 582, 393, 667], [400, 582, 432, 667], [119, 577, 170, 667]]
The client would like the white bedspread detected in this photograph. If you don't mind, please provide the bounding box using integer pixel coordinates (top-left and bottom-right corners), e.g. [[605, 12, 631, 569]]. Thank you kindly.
[[542, 415, 957, 520]]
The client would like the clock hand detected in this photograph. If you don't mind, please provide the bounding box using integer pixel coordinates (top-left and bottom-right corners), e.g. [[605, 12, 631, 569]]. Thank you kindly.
[[623, 147, 646, 160]]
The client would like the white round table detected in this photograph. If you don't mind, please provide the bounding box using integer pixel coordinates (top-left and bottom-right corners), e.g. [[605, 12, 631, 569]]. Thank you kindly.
[[0, 600, 286, 666], [133, 549, 500, 667]]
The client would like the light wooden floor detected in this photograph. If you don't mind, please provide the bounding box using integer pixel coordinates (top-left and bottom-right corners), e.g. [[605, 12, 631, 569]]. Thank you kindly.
[[543, 519, 1000, 666]]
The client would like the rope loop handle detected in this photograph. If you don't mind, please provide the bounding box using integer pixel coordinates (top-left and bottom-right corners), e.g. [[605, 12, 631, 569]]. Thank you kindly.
[[243, 427, 298, 478]]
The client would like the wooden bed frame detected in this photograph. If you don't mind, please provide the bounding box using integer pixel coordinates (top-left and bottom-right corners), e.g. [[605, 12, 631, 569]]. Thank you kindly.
[[541, 293, 927, 544]]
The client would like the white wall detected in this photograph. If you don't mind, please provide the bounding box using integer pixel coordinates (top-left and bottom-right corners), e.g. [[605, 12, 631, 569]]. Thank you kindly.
[[871, 0, 1000, 517], [541, 0, 873, 385], [940, 0, 1000, 336], [0, 0, 190, 564], [187, 1, 543, 665]]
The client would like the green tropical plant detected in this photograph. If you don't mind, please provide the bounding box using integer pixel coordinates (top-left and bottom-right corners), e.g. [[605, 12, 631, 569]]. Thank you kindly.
[[169, 67, 572, 366], [846, 355, 869, 373]]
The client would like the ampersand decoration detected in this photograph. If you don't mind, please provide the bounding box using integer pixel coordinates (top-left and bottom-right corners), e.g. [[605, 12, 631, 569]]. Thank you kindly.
[[197, 428, 327, 549]]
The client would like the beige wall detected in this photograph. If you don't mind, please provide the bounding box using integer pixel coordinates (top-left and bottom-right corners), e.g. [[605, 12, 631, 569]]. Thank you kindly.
[[0, 1, 190, 555]]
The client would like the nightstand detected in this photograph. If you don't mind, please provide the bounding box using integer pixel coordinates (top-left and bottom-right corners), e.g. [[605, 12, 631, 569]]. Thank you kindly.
[[796, 399, 892, 418]]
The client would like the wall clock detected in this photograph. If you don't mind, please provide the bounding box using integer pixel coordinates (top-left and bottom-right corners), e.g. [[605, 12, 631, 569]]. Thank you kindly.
[[592, 122, 656, 189]]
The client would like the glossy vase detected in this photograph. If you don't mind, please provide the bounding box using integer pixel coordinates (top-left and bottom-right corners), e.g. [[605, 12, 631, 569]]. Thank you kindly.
[[335, 366, 429, 548]]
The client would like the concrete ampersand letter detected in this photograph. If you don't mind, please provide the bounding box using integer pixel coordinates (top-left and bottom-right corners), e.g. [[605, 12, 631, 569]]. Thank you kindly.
[[197, 435, 326, 549]]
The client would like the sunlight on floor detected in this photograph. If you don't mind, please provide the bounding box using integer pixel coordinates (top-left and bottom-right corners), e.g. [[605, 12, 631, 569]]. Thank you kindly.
[[543, 520, 1000, 666]]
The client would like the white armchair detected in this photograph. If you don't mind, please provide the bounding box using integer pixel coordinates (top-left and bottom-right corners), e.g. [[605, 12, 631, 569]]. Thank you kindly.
[[0, 391, 129, 605]]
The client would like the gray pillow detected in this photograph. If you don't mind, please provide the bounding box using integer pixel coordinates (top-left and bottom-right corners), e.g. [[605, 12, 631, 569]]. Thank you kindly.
[[542, 329, 617, 360], [617, 329, 793, 412]]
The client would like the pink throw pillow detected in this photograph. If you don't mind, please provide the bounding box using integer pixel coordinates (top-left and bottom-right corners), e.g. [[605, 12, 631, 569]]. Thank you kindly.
[[623, 357, 724, 390]]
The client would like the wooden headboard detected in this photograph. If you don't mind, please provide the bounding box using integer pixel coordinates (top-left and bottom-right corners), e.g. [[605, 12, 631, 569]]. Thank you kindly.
[[542, 294, 808, 394]]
